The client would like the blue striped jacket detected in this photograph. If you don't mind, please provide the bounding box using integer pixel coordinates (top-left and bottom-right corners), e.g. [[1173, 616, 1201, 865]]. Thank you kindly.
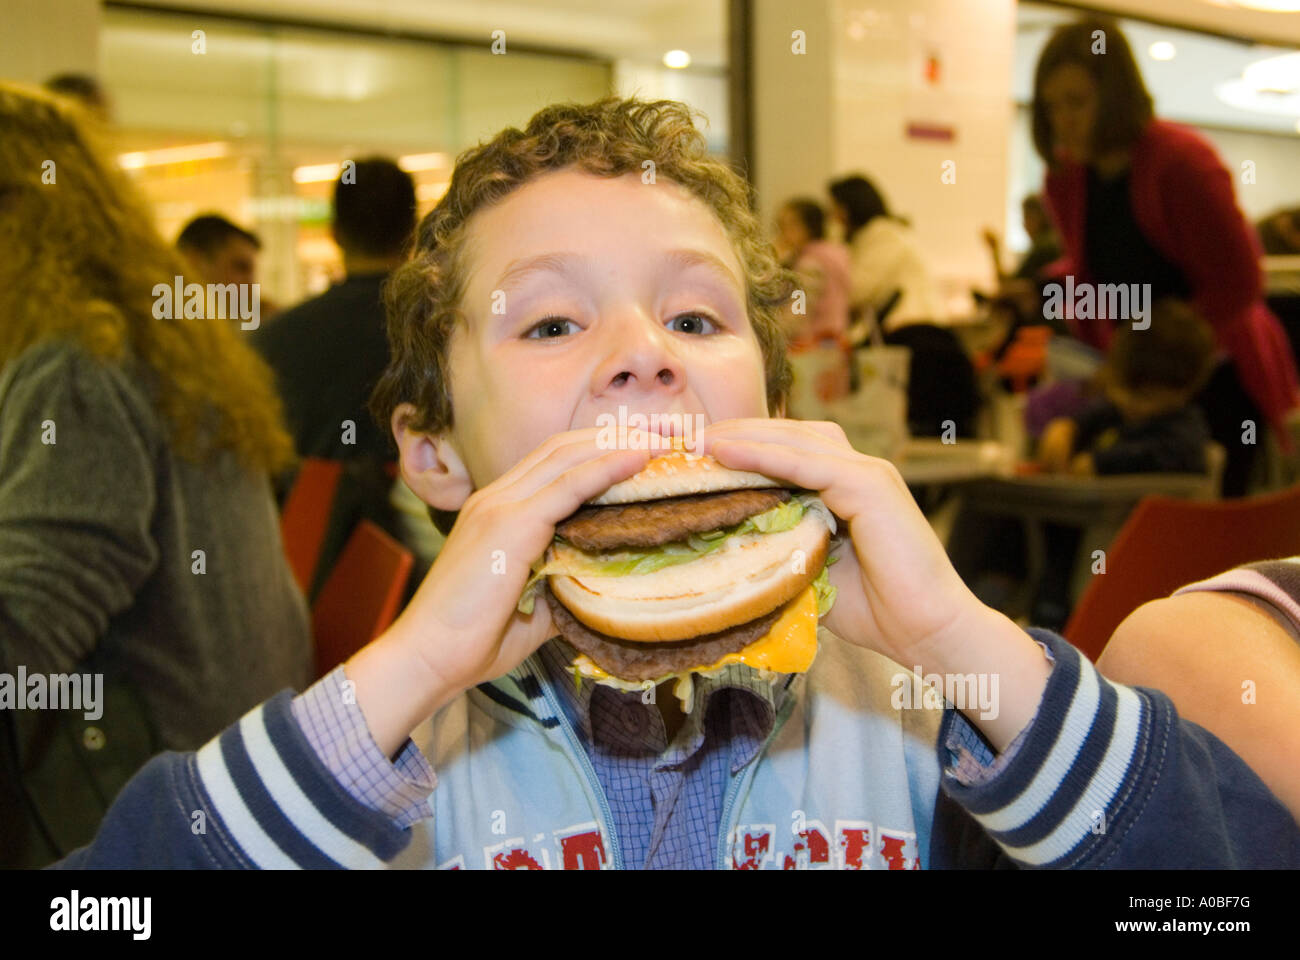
[[51, 629, 1300, 869]]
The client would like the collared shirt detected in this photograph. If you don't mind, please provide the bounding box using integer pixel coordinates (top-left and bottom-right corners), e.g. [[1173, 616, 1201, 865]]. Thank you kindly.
[[534, 636, 791, 869]]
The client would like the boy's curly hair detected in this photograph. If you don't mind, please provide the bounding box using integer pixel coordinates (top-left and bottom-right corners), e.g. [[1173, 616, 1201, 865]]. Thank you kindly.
[[369, 96, 795, 446]]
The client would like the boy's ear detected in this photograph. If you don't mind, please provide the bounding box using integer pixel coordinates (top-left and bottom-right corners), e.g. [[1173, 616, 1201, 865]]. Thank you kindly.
[[390, 403, 473, 511]]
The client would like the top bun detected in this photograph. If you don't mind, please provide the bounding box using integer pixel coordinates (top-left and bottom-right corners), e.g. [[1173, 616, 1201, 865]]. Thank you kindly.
[[590, 450, 782, 506]]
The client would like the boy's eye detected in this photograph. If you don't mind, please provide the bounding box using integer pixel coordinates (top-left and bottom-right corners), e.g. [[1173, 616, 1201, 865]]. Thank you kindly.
[[667, 312, 718, 335], [526, 316, 578, 339]]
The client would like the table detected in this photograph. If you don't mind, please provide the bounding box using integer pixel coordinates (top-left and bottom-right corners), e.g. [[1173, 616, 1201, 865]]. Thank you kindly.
[[894, 438, 1016, 486]]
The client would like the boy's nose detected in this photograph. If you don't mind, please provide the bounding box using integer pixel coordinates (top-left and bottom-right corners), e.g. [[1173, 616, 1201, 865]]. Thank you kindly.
[[591, 319, 686, 400]]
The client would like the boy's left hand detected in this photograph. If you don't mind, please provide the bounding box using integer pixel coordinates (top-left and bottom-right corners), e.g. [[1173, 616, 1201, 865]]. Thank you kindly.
[[700, 418, 988, 671]]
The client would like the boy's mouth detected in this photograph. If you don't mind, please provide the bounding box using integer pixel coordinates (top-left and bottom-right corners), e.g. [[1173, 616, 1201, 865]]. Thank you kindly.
[[587, 406, 710, 451]]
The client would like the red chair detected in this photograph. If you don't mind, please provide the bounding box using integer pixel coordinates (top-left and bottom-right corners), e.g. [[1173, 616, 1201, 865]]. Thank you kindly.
[[280, 458, 344, 594], [311, 520, 414, 679], [1065, 483, 1300, 662]]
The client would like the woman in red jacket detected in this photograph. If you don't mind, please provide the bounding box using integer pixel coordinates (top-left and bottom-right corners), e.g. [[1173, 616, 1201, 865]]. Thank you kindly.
[[1033, 18, 1299, 496]]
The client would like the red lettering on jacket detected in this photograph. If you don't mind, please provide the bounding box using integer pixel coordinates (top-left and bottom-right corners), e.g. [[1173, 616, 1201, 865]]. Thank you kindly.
[[838, 825, 872, 870], [782, 824, 830, 870], [493, 848, 543, 870], [559, 829, 606, 870], [879, 834, 907, 869], [731, 828, 773, 870]]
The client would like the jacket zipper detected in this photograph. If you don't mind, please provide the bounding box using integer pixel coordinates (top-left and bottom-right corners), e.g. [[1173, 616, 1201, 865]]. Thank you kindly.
[[528, 660, 624, 870], [715, 679, 800, 869]]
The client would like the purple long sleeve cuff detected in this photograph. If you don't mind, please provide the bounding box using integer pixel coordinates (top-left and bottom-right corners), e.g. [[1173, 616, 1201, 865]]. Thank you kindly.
[[944, 638, 1055, 786], [290, 665, 437, 829]]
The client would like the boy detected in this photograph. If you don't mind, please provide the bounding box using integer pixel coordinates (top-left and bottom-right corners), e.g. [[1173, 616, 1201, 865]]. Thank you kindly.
[[1037, 298, 1215, 478], [54, 98, 1298, 869], [1029, 300, 1216, 628]]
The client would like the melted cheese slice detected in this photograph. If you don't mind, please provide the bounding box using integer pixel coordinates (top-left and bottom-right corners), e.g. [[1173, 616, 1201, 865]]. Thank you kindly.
[[571, 584, 820, 684]]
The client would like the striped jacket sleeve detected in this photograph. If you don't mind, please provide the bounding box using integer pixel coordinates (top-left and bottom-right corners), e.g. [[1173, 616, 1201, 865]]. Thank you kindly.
[[928, 629, 1300, 868], [50, 689, 430, 869]]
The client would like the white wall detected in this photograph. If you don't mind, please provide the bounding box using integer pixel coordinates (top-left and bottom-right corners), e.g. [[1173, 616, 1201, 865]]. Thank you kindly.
[[829, 0, 1015, 312], [751, 0, 836, 237], [752, 0, 1015, 314], [0, 0, 100, 86], [1197, 127, 1300, 221]]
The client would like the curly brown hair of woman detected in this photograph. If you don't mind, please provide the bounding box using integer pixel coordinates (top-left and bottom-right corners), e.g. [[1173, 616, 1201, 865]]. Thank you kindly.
[[369, 95, 796, 444], [0, 82, 294, 476]]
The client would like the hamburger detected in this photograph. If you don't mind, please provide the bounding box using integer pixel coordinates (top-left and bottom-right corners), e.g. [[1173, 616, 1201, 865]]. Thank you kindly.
[[517, 444, 838, 711]]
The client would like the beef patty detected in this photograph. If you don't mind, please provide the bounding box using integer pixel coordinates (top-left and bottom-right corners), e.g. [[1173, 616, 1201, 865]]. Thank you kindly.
[[555, 488, 791, 553], [545, 585, 783, 682]]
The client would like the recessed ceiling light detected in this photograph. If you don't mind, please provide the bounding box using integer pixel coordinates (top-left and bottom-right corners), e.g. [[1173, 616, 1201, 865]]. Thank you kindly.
[[1243, 51, 1300, 93], [663, 49, 691, 69], [1149, 41, 1177, 61]]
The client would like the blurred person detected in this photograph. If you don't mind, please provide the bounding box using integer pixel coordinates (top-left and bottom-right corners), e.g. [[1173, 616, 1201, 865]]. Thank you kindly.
[[252, 157, 419, 597], [829, 174, 944, 333], [43, 73, 112, 124], [252, 157, 415, 463], [1031, 300, 1216, 631], [1033, 16, 1299, 496], [176, 213, 261, 288], [773, 197, 852, 349], [1037, 299, 1215, 477], [0, 83, 312, 866], [982, 194, 1061, 286], [1258, 206, 1300, 257], [772, 198, 853, 410]]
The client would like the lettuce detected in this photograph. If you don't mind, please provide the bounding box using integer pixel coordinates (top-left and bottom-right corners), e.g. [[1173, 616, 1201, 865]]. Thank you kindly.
[[812, 559, 838, 618], [516, 494, 817, 614]]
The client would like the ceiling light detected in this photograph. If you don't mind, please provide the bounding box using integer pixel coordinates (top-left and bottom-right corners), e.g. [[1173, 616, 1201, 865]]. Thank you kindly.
[[292, 162, 342, 184], [663, 49, 691, 69], [397, 153, 449, 172], [1243, 51, 1300, 93], [117, 142, 229, 170]]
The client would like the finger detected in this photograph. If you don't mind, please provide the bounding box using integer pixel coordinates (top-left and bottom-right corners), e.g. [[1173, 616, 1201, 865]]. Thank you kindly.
[[701, 420, 855, 459], [494, 427, 656, 502], [522, 447, 657, 526], [488, 426, 608, 491], [706, 416, 852, 448], [708, 438, 871, 506]]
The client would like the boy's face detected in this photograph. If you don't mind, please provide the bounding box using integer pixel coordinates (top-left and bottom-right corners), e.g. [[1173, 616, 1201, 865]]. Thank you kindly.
[[428, 166, 771, 495]]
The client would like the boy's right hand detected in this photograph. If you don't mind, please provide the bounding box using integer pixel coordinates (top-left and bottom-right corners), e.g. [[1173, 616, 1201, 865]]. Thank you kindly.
[[346, 429, 652, 754]]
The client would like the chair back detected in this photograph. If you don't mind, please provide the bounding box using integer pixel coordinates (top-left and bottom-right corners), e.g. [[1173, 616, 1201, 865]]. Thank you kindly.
[[1065, 482, 1300, 661], [280, 458, 344, 593], [311, 520, 414, 679]]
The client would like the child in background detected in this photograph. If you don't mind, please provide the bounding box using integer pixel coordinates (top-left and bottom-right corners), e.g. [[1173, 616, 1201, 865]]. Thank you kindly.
[[772, 197, 853, 410], [1037, 298, 1215, 478], [1030, 298, 1216, 630]]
